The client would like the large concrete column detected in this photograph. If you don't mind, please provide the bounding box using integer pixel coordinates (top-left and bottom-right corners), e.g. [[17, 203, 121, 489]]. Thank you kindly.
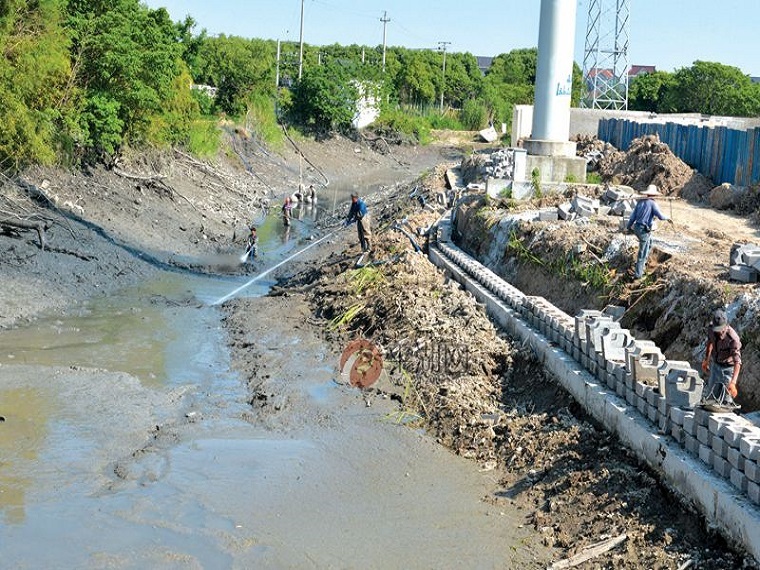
[[524, 0, 577, 158]]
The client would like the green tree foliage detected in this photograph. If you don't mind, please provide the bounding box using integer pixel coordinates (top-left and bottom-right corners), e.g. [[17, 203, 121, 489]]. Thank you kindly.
[[662, 61, 760, 116], [0, 0, 73, 168], [482, 48, 537, 126], [192, 35, 275, 116], [628, 70, 675, 112], [289, 62, 359, 133]]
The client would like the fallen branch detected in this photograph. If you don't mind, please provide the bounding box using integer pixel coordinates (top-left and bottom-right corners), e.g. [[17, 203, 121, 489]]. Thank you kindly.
[[0, 218, 49, 249], [548, 533, 627, 569]]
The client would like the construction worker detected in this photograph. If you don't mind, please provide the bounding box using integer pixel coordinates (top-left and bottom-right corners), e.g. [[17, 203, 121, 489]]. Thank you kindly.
[[625, 184, 673, 279], [282, 196, 293, 227], [702, 309, 741, 403], [344, 192, 372, 253], [245, 226, 258, 263]]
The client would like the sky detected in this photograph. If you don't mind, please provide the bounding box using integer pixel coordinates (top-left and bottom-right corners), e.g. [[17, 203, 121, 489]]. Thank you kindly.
[[142, 0, 760, 77]]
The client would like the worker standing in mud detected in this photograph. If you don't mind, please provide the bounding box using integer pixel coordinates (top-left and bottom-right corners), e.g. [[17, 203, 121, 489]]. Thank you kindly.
[[245, 226, 258, 264], [702, 309, 741, 403], [344, 192, 372, 253], [625, 184, 673, 279], [282, 196, 293, 227]]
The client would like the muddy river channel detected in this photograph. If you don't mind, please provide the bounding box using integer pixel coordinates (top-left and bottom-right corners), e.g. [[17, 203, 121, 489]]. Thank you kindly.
[[0, 188, 540, 568]]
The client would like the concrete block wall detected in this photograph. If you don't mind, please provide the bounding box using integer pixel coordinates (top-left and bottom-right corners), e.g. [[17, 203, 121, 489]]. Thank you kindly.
[[430, 221, 760, 561]]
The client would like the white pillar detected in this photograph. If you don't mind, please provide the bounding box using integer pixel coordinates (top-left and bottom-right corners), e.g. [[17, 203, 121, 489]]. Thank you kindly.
[[531, 0, 576, 144]]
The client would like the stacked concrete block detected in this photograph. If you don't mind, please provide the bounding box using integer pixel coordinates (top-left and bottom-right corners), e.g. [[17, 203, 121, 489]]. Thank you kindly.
[[664, 367, 704, 409], [729, 242, 760, 282], [670, 407, 693, 445], [628, 342, 664, 388]]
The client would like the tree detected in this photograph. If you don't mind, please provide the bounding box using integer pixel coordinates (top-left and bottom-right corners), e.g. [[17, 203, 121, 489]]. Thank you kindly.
[[290, 62, 359, 133], [628, 70, 674, 112]]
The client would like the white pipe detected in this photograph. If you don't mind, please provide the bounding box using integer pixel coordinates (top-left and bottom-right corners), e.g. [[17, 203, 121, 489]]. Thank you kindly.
[[212, 230, 338, 306], [532, 0, 577, 142]]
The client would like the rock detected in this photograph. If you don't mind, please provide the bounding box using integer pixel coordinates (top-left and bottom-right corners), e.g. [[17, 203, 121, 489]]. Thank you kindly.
[[709, 183, 747, 210]]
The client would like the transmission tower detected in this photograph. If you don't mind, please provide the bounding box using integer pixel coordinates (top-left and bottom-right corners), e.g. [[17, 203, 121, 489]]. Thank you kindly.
[[581, 0, 630, 109]]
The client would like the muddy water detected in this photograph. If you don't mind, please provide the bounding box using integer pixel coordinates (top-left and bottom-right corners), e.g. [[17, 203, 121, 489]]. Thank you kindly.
[[0, 179, 542, 568]]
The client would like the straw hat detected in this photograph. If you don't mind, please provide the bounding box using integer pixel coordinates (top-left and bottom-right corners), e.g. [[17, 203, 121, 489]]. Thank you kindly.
[[641, 184, 660, 196]]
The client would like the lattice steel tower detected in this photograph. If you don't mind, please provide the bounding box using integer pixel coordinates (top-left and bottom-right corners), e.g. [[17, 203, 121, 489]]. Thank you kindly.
[[581, 0, 630, 109]]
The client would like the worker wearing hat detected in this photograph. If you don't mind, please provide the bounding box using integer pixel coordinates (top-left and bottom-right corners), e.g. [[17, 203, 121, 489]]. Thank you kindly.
[[344, 192, 372, 253], [702, 309, 741, 402], [625, 184, 673, 279]]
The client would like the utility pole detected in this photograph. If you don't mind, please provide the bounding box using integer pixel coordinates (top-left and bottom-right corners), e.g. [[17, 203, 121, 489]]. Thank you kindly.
[[438, 41, 451, 112], [380, 11, 390, 72], [298, 0, 305, 79]]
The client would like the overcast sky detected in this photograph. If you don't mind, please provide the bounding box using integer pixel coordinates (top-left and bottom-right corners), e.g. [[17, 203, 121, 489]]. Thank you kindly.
[[142, 0, 760, 77]]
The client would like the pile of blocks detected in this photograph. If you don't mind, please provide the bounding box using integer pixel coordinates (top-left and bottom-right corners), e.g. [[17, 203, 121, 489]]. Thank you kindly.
[[729, 242, 760, 283], [483, 148, 516, 180], [549, 187, 637, 222]]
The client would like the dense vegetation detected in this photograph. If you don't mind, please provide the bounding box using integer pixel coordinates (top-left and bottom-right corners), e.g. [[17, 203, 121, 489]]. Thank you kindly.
[[1, 0, 758, 171]]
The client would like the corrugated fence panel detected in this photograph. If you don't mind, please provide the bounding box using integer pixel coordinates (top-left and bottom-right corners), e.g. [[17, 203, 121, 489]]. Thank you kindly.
[[597, 118, 760, 186]]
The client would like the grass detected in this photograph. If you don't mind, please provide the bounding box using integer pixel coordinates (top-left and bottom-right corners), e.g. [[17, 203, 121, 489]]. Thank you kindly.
[[347, 266, 385, 295], [328, 302, 366, 330], [187, 119, 221, 157]]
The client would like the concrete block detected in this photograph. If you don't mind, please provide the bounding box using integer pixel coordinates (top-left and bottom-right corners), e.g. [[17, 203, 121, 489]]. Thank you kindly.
[[600, 328, 632, 363], [728, 447, 746, 471], [740, 437, 760, 461], [635, 381, 647, 398], [576, 204, 595, 218], [684, 434, 700, 456], [745, 460, 760, 483], [538, 208, 559, 221], [558, 202, 573, 220], [748, 481, 760, 505], [670, 407, 689, 426], [618, 382, 629, 400], [671, 424, 684, 445], [624, 338, 655, 373], [729, 264, 758, 283], [694, 407, 713, 427], [723, 424, 759, 448], [575, 310, 603, 341], [647, 404, 658, 424], [657, 360, 690, 394], [708, 413, 740, 437], [664, 367, 704, 409], [713, 455, 732, 478], [730, 468, 748, 492], [597, 205, 612, 217], [683, 412, 697, 436], [697, 425, 712, 446], [658, 413, 671, 434], [699, 444, 714, 466], [712, 436, 728, 459], [646, 388, 659, 407], [637, 395, 648, 416], [602, 304, 626, 322], [625, 386, 637, 406], [629, 344, 665, 385], [585, 316, 616, 354]]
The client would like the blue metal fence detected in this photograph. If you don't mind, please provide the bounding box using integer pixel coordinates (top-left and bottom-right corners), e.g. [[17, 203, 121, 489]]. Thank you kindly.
[[598, 118, 760, 186]]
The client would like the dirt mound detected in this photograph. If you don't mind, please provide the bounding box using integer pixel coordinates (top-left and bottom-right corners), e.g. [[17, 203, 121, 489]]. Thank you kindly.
[[598, 134, 713, 198]]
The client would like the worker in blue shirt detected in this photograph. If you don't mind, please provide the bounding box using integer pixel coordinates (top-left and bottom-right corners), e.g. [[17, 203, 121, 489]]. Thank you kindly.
[[344, 192, 372, 253], [626, 184, 673, 279]]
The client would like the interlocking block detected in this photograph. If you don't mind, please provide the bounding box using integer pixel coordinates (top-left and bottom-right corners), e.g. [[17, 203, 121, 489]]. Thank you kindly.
[[671, 424, 684, 445], [618, 382, 629, 400], [708, 413, 740, 437], [713, 455, 732, 478], [697, 425, 712, 446], [574, 309, 604, 343], [730, 468, 748, 492], [647, 404, 658, 424], [600, 328, 632, 363], [723, 423, 758, 448], [629, 344, 664, 386], [728, 447, 745, 471], [712, 436, 728, 459], [646, 387, 660, 407], [683, 412, 697, 436], [625, 386, 637, 406], [657, 360, 691, 396], [585, 316, 616, 355], [748, 481, 760, 505], [663, 367, 703, 409], [699, 444, 714, 466], [740, 437, 760, 461], [624, 338, 656, 373], [658, 413, 671, 434], [637, 394, 648, 416], [694, 407, 713, 427], [684, 434, 700, 456], [670, 407, 690, 426], [745, 460, 759, 483]]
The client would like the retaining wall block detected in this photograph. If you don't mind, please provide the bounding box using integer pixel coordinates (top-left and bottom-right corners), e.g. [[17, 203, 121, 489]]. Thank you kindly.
[[657, 360, 692, 395], [637, 394, 648, 416], [671, 424, 684, 445], [625, 386, 637, 406], [694, 407, 713, 427], [712, 436, 729, 460], [723, 423, 758, 448], [631, 344, 665, 386], [748, 481, 760, 505], [699, 444, 714, 466], [745, 460, 759, 483], [646, 388, 660, 407], [697, 425, 712, 446], [708, 413, 741, 437], [601, 328, 632, 363], [658, 413, 671, 435], [657, 395, 669, 417], [647, 404, 658, 424], [574, 310, 603, 344], [670, 407, 690, 426], [728, 447, 746, 471], [730, 468, 749, 492], [624, 338, 657, 374], [713, 455, 732, 479], [585, 317, 617, 355], [664, 368, 704, 409], [684, 434, 700, 456]]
